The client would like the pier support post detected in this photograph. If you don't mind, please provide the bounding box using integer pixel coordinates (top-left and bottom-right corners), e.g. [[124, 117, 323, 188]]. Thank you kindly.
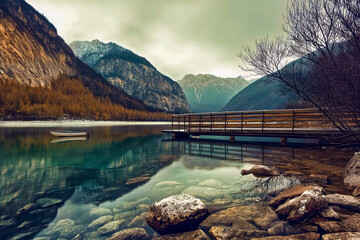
[[172, 132, 190, 140], [230, 136, 235, 142], [281, 137, 287, 145]]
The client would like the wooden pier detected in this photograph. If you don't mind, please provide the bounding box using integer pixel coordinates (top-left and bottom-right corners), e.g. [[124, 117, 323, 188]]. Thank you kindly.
[[162, 108, 350, 142]]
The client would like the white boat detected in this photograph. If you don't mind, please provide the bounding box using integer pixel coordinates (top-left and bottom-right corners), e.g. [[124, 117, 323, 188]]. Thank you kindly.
[[49, 130, 88, 137]]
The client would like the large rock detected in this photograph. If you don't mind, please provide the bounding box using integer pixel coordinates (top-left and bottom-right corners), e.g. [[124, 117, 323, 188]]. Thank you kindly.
[[250, 232, 320, 240], [344, 152, 360, 188], [209, 226, 266, 240], [153, 230, 210, 240], [324, 194, 360, 212], [108, 228, 149, 240], [322, 232, 360, 240], [241, 165, 280, 177], [269, 185, 318, 209], [275, 187, 326, 223], [145, 193, 209, 234]]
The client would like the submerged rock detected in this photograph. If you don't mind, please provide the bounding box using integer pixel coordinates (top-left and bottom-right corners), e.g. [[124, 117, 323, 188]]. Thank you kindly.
[[266, 221, 302, 236], [145, 193, 209, 234], [251, 232, 320, 240], [322, 232, 360, 240], [46, 219, 75, 235], [88, 215, 113, 228], [16, 203, 37, 215], [108, 228, 149, 240], [200, 206, 260, 231], [198, 179, 224, 188], [155, 181, 182, 187], [153, 230, 210, 240], [241, 165, 280, 177], [126, 175, 151, 185], [182, 186, 223, 200], [36, 198, 62, 208], [344, 151, 360, 188], [89, 207, 112, 217], [97, 220, 125, 235], [209, 226, 266, 240]]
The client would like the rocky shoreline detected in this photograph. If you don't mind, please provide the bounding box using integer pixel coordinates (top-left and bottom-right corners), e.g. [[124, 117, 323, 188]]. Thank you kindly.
[[27, 151, 359, 240]]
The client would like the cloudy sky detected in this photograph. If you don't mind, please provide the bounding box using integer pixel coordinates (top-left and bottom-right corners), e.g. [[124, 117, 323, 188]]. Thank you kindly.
[[28, 0, 288, 80]]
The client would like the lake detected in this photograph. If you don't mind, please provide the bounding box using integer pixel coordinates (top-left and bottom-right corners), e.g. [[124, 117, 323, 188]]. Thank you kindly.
[[0, 124, 353, 240]]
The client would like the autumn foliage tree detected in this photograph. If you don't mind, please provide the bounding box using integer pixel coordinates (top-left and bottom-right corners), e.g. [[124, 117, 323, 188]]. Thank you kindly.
[[0, 75, 169, 120]]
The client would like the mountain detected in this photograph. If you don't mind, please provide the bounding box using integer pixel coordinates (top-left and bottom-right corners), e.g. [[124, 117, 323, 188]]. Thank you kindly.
[[0, 0, 157, 120], [222, 59, 311, 111], [69, 40, 190, 113], [177, 74, 249, 112]]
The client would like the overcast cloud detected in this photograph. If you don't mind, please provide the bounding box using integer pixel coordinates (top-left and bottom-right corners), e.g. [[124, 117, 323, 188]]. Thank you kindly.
[[27, 0, 287, 80]]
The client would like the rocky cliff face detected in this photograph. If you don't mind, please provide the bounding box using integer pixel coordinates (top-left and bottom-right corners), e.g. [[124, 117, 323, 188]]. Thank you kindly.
[[0, 0, 151, 111], [70, 40, 191, 113], [177, 74, 249, 112]]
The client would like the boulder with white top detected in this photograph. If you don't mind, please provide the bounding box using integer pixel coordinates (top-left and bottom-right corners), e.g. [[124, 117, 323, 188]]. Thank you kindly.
[[145, 193, 209, 234]]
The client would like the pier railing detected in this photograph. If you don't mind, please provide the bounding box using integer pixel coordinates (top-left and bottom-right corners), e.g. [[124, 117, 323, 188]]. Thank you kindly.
[[170, 108, 349, 138]]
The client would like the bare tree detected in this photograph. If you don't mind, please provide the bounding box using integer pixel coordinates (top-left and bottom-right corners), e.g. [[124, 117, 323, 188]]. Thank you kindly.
[[239, 0, 360, 141]]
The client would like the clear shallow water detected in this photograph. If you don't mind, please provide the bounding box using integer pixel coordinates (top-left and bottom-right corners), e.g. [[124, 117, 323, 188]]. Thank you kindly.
[[0, 125, 353, 240]]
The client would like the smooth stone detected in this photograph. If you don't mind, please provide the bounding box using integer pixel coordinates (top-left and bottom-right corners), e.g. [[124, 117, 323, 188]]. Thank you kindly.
[[198, 179, 224, 188], [128, 215, 146, 228], [313, 218, 346, 233], [344, 151, 360, 188], [33, 238, 50, 240], [10, 232, 36, 240], [17, 221, 33, 229], [267, 221, 303, 236], [241, 165, 280, 177], [71, 230, 85, 240], [125, 176, 150, 185], [36, 198, 62, 208], [137, 204, 150, 211], [322, 232, 360, 240], [155, 181, 182, 187], [0, 219, 15, 227], [209, 226, 266, 240], [324, 194, 360, 211], [30, 208, 48, 215], [153, 230, 210, 240], [200, 207, 260, 231], [275, 187, 326, 223], [88, 215, 113, 228], [182, 186, 223, 199], [47, 219, 75, 235], [145, 193, 209, 234], [59, 225, 83, 239], [16, 203, 37, 215], [269, 185, 319, 209], [250, 232, 320, 240], [89, 207, 112, 217], [108, 227, 149, 240], [97, 220, 125, 235], [121, 198, 148, 211]]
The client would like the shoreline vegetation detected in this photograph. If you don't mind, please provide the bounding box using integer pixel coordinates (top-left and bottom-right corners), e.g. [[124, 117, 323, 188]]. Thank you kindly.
[[0, 120, 171, 128]]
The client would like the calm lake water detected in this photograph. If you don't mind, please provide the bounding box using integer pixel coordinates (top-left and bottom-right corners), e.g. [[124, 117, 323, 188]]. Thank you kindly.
[[0, 124, 353, 240]]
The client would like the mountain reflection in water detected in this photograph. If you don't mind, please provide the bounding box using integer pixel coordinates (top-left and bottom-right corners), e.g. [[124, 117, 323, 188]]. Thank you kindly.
[[0, 126, 353, 240]]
